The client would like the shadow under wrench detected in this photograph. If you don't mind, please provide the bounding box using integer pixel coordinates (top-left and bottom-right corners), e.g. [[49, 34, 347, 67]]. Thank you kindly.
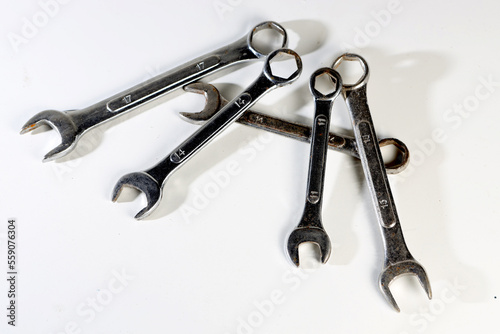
[[55, 19, 328, 163], [322, 154, 366, 266], [341, 48, 486, 308], [136, 124, 264, 220], [281, 19, 329, 56]]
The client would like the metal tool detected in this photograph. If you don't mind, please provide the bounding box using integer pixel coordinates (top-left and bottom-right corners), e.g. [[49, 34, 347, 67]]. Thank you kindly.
[[332, 53, 431, 312], [112, 49, 302, 219], [286, 68, 342, 266], [180, 82, 410, 174], [20, 21, 288, 162]]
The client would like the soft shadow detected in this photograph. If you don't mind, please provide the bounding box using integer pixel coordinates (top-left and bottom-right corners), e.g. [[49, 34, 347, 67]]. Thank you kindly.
[[51, 88, 186, 163], [281, 20, 328, 56], [324, 157, 365, 266], [146, 124, 260, 220], [249, 80, 312, 124], [336, 48, 487, 303], [40, 19, 323, 163], [138, 83, 256, 219]]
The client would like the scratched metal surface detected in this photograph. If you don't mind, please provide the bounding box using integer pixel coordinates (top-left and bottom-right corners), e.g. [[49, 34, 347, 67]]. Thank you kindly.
[[1, 0, 499, 333]]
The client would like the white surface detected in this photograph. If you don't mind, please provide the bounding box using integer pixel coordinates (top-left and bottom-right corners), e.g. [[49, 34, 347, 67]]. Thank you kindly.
[[1, 0, 499, 333]]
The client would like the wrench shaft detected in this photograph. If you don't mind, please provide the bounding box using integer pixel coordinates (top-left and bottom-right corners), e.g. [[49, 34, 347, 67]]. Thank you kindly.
[[345, 87, 410, 261], [237, 109, 359, 157], [169, 79, 267, 164], [306, 102, 333, 205], [78, 21, 288, 129], [298, 101, 333, 229], [23, 22, 288, 162], [181, 82, 410, 173], [112, 49, 302, 220], [74, 37, 252, 131], [107, 56, 223, 113], [286, 68, 342, 266], [146, 52, 300, 185], [334, 53, 431, 311]]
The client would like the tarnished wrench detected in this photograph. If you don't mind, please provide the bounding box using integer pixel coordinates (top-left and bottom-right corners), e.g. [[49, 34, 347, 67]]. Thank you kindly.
[[286, 68, 342, 266], [180, 82, 410, 174], [112, 49, 302, 219], [332, 54, 431, 312], [20, 21, 288, 162]]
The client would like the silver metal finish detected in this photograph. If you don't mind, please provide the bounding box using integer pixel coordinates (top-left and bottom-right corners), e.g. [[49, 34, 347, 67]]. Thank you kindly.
[[286, 68, 342, 266], [180, 82, 410, 174], [21, 21, 288, 162], [112, 49, 302, 219], [333, 53, 431, 312]]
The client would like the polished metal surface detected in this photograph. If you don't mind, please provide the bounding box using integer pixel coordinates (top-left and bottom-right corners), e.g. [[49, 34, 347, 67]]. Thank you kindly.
[[286, 68, 342, 266], [112, 49, 302, 219], [21, 21, 288, 162], [333, 53, 431, 312], [180, 82, 410, 174]]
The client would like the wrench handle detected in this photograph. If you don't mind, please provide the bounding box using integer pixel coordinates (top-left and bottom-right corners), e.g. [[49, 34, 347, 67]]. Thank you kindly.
[[106, 55, 223, 113], [345, 87, 413, 262], [73, 38, 247, 128], [237, 110, 360, 157], [72, 21, 288, 131], [146, 48, 302, 185], [356, 120, 398, 227], [146, 75, 280, 183], [347, 88, 398, 228], [172, 76, 271, 161], [305, 100, 333, 208], [299, 67, 342, 227], [298, 104, 333, 226]]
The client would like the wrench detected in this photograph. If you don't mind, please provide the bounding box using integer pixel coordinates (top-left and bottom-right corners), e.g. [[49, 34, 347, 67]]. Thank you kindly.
[[332, 54, 431, 312], [180, 82, 410, 174], [20, 21, 288, 162], [112, 49, 302, 219], [286, 68, 342, 266]]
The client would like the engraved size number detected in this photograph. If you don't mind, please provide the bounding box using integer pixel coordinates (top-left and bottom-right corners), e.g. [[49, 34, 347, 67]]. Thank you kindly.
[[122, 95, 132, 104], [196, 62, 205, 71], [317, 116, 327, 126], [379, 199, 389, 209], [234, 93, 251, 108]]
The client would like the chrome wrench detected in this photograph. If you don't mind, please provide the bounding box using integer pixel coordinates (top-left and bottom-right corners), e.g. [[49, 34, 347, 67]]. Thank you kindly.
[[287, 68, 342, 266], [179, 82, 410, 174], [21, 21, 288, 162], [333, 54, 431, 311], [112, 49, 302, 219]]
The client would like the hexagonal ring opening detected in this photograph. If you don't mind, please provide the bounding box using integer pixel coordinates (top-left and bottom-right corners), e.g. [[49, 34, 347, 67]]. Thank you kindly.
[[264, 49, 302, 86], [309, 68, 342, 100], [332, 53, 370, 91], [248, 21, 288, 58]]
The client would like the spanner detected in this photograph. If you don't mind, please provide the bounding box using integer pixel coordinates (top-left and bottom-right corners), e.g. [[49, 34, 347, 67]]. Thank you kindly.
[[180, 82, 410, 174], [332, 54, 431, 311], [20, 21, 288, 162], [112, 49, 302, 219], [286, 68, 342, 266]]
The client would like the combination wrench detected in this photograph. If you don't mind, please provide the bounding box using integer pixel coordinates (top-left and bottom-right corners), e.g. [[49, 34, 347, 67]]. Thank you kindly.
[[333, 54, 431, 312], [112, 49, 302, 219], [179, 82, 410, 174], [20, 21, 288, 162], [286, 68, 342, 266]]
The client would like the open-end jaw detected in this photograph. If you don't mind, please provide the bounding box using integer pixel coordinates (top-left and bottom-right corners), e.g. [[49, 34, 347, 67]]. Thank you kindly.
[[333, 53, 432, 312], [287, 226, 332, 266], [20, 110, 79, 162], [179, 83, 222, 124], [379, 259, 432, 312], [111, 172, 162, 220], [180, 82, 411, 174]]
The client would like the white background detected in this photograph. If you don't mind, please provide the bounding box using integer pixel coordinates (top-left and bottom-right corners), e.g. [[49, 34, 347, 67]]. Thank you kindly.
[[1, 0, 499, 333]]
